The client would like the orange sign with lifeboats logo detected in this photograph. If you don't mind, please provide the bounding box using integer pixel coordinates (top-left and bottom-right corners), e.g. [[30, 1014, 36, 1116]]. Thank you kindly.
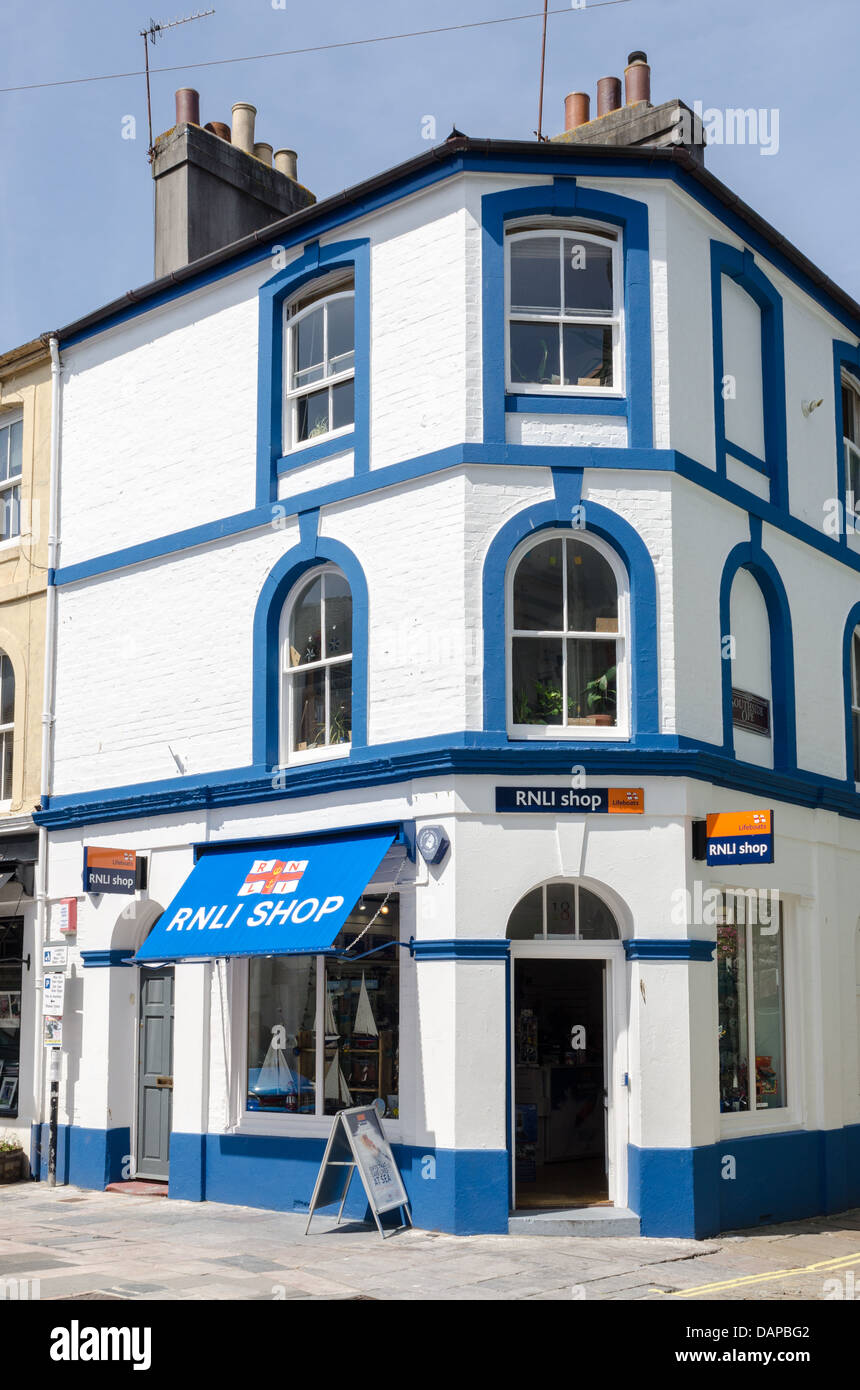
[[83, 846, 138, 894], [608, 788, 644, 814], [705, 810, 774, 865], [706, 810, 772, 840]]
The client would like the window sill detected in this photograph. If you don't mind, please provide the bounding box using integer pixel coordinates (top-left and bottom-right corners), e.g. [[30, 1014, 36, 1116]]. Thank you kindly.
[[280, 743, 352, 768], [278, 427, 355, 472], [719, 1109, 800, 1140], [509, 725, 628, 742], [0, 537, 22, 556], [505, 393, 626, 416], [234, 1112, 402, 1141]]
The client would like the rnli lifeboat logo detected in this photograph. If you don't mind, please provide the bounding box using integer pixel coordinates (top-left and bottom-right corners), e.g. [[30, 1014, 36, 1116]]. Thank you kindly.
[[238, 859, 309, 896]]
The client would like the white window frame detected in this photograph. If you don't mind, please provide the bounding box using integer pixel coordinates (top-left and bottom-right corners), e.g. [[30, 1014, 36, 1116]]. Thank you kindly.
[[506, 528, 630, 741], [508, 880, 621, 940], [0, 411, 23, 546], [229, 886, 405, 1140], [504, 222, 625, 398], [0, 651, 14, 808], [852, 628, 860, 786], [718, 889, 799, 1139], [282, 276, 355, 455], [279, 563, 353, 766]]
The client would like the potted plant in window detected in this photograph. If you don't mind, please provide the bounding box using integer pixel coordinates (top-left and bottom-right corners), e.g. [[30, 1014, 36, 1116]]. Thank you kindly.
[[568, 666, 617, 726], [0, 1132, 24, 1184]]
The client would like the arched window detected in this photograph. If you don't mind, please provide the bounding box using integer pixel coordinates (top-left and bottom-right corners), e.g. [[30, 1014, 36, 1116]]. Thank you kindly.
[[284, 274, 354, 451], [851, 627, 860, 783], [506, 225, 622, 394], [507, 882, 620, 940], [508, 532, 626, 737], [728, 568, 774, 770], [0, 652, 13, 802], [281, 566, 352, 759]]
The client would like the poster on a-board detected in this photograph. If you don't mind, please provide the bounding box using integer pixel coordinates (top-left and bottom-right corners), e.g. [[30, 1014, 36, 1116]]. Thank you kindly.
[[306, 1104, 411, 1239]]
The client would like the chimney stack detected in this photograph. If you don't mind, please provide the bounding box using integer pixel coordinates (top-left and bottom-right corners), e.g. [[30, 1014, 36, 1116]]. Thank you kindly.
[[152, 90, 316, 277], [552, 51, 705, 165], [596, 76, 622, 118]]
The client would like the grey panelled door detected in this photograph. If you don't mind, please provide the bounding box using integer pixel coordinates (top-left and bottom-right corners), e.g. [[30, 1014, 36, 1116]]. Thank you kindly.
[[137, 967, 174, 1179]]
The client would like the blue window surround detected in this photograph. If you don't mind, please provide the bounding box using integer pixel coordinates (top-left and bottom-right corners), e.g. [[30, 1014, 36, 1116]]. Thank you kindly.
[[481, 178, 653, 448], [250, 507, 368, 768], [718, 516, 796, 770], [482, 466, 659, 738], [833, 341, 860, 549], [842, 601, 860, 785], [256, 238, 370, 505], [710, 241, 788, 510]]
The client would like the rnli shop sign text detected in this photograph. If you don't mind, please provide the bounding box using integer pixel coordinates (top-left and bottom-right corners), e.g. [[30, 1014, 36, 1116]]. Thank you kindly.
[[165, 858, 344, 933], [495, 786, 644, 814], [706, 810, 774, 865]]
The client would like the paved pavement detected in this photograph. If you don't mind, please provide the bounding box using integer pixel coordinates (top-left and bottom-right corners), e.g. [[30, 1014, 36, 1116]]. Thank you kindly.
[[1, 1183, 860, 1300]]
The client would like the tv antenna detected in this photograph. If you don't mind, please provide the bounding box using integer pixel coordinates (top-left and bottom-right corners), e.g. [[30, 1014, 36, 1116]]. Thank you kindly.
[[535, 0, 549, 141], [140, 10, 215, 159]]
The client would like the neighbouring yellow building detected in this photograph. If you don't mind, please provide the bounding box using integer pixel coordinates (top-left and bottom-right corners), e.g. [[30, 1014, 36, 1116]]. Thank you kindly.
[[0, 335, 51, 1160]]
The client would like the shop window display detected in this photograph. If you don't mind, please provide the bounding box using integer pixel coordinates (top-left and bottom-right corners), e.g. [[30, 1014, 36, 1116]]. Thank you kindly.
[[247, 895, 399, 1119], [717, 890, 786, 1113], [0, 918, 22, 1118]]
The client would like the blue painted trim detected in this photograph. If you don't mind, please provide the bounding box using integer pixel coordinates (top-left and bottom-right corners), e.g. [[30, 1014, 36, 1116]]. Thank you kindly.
[[833, 342, 860, 551], [80, 949, 135, 969], [53, 442, 860, 590], [504, 394, 627, 416], [250, 530, 368, 767], [630, 1124, 860, 1238], [710, 240, 789, 510], [275, 433, 354, 473], [169, 1131, 510, 1235], [30, 1124, 130, 1188], [35, 732, 860, 831], [725, 440, 768, 475], [481, 472, 659, 736], [481, 178, 652, 448], [718, 527, 797, 768], [623, 939, 716, 962], [842, 601, 860, 785], [256, 239, 369, 505], [409, 938, 510, 961]]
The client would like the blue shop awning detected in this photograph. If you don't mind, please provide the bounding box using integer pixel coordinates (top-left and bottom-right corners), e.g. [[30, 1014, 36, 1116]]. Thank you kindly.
[[134, 826, 397, 964]]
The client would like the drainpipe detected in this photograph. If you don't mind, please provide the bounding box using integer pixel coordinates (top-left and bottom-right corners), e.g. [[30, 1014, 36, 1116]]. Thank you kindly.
[[37, 335, 61, 1184]]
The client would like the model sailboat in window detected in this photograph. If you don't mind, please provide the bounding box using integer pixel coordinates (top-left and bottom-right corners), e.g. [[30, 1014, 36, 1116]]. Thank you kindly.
[[353, 972, 378, 1036]]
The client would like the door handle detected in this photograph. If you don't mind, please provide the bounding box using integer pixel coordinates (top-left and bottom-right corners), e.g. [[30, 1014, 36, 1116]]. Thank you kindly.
[[155, 1076, 173, 1089]]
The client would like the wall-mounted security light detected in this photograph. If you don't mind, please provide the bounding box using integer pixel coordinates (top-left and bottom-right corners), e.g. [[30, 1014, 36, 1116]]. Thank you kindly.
[[416, 825, 450, 865], [802, 398, 824, 417]]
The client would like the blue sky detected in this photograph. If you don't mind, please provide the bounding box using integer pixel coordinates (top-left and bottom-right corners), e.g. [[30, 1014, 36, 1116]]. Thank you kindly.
[[0, 0, 856, 351]]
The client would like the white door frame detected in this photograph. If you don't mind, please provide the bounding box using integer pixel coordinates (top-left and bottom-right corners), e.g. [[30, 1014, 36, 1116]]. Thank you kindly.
[[509, 940, 628, 1211]]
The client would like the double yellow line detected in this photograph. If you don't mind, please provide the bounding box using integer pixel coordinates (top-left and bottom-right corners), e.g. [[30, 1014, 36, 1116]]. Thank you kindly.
[[650, 1249, 860, 1298]]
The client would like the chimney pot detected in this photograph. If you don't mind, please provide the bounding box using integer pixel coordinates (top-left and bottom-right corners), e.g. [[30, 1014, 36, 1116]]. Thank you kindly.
[[596, 76, 622, 118], [624, 51, 651, 105], [231, 101, 257, 153], [564, 92, 590, 131], [253, 142, 273, 167], [175, 88, 200, 126], [205, 121, 231, 142], [274, 148, 298, 180]]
